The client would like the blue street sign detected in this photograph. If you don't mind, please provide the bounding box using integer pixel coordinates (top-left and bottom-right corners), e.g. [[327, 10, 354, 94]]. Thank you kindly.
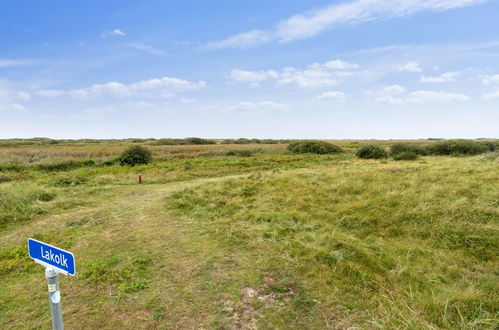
[[28, 238, 76, 276]]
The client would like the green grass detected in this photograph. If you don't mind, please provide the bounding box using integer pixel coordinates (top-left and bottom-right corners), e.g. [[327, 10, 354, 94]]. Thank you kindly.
[[166, 157, 498, 328], [0, 141, 497, 329]]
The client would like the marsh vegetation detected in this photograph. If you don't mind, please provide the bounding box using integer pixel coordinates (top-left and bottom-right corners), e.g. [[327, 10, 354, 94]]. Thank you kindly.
[[0, 138, 497, 329]]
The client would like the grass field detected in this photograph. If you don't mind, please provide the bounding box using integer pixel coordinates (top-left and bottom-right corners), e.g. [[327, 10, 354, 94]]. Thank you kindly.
[[0, 140, 497, 329]]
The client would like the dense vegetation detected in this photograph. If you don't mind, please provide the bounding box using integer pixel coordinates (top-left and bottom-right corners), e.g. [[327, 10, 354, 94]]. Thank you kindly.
[[287, 141, 342, 154], [0, 139, 497, 329], [356, 144, 388, 159], [390, 143, 427, 156], [425, 139, 489, 155], [119, 146, 152, 166], [393, 151, 419, 160]]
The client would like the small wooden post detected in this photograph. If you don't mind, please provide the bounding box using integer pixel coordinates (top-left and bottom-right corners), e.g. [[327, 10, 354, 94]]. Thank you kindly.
[[138, 174, 142, 184]]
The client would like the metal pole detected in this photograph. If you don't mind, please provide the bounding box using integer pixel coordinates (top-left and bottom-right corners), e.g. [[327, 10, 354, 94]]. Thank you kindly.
[[45, 267, 64, 330]]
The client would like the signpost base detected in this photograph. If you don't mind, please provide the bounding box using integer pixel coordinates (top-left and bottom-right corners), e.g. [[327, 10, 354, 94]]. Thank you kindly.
[[46, 268, 64, 330]]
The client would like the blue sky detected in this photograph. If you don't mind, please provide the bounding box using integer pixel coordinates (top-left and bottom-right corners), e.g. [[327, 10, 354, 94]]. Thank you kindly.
[[1, 0, 498, 139]]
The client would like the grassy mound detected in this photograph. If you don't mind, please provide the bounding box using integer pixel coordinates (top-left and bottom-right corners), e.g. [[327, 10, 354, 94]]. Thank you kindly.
[[287, 141, 342, 154], [356, 144, 388, 159], [425, 140, 488, 156], [390, 143, 426, 156]]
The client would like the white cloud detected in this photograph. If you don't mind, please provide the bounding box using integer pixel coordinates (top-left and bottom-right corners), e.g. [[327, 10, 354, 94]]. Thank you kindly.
[[481, 74, 499, 85], [398, 62, 423, 72], [229, 59, 358, 88], [205, 30, 271, 49], [101, 29, 126, 38], [277, 66, 338, 88], [420, 71, 461, 83], [367, 85, 405, 96], [317, 91, 346, 100], [0, 90, 31, 102], [35, 90, 66, 98], [376, 90, 470, 104], [0, 103, 29, 113], [483, 89, 499, 100], [229, 101, 292, 111], [125, 101, 156, 108], [35, 77, 206, 100], [228, 69, 279, 82], [206, 0, 490, 48], [68, 106, 115, 120], [324, 60, 359, 70], [124, 43, 166, 56], [0, 59, 39, 67]]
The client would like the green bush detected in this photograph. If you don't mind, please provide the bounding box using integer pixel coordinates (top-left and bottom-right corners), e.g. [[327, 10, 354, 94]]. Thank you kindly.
[[356, 144, 388, 159], [425, 140, 488, 156], [393, 152, 418, 161], [119, 146, 152, 166], [0, 175, 12, 183], [287, 141, 342, 154], [225, 149, 254, 157], [480, 141, 499, 152], [390, 143, 426, 156]]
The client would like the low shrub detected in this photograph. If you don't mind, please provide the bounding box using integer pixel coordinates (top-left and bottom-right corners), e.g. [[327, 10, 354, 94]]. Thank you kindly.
[[0, 175, 12, 183], [393, 152, 418, 161], [287, 141, 342, 154], [390, 143, 427, 156], [356, 144, 388, 159], [480, 141, 499, 152], [225, 149, 254, 157], [0, 162, 24, 172], [425, 140, 488, 156], [119, 146, 152, 166]]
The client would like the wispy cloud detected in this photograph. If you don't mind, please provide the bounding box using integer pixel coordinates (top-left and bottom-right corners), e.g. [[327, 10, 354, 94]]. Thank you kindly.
[[481, 74, 499, 85], [420, 71, 461, 83], [367, 85, 406, 96], [36, 77, 206, 100], [124, 43, 166, 56], [228, 69, 279, 82], [0, 90, 31, 102], [229, 101, 292, 112], [206, 0, 491, 49], [317, 91, 346, 100], [0, 59, 40, 67], [398, 62, 423, 72], [68, 106, 116, 120], [229, 59, 359, 88], [375, 90, 470, 104], [101, 29, 126, 38], [483, 89, 499, 100], [0, 103, 29, 113]]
